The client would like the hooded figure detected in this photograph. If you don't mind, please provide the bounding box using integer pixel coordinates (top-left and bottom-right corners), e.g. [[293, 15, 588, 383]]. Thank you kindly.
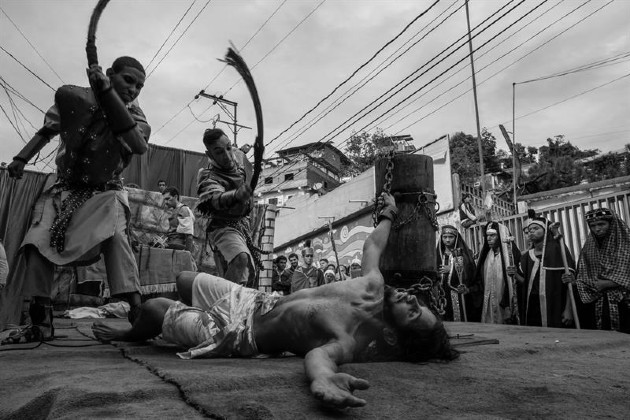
[[436, 225, 477, 322], [519, 210, 576, 328], [471, 222, 523, 324], [576, 208, 630, 332]]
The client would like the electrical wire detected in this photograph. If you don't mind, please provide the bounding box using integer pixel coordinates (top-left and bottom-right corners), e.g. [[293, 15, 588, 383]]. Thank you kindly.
[[146, 0, 213, 79], [145, 0, 198, 70], [266, 0, 442, 148], [266, 0, 465, 156], [0, 5, 65, 84], [0, 45, 55, 91]]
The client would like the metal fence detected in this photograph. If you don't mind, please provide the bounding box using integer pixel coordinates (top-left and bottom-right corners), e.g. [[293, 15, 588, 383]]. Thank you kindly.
[[462, 190, 630, 259]]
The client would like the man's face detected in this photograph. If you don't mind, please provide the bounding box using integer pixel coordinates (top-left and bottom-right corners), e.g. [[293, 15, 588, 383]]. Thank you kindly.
[[302, 252, 314, 267], [442, 234, 456, 248], [108, 66, 145, 104], [319, 260, 328, 270], [158, 182, 167, 193], [486, 232, 499, 249], [350, 263, 361, 271], [206, 134, 235, 169], [289, 256, 299, 269], [277, 259, 287, 271], [163, 192, 178, 208], [525, 224, 545, 244], [588, 220, 611, 239], [385, 287, 438, 330]]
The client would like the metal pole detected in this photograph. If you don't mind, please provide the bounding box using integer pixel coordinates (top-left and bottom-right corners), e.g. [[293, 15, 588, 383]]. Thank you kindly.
[[512, 82, 517, 213], [464, 0, 485, 200]]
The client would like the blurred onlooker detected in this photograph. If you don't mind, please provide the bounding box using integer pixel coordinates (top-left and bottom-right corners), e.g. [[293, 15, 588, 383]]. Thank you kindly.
[[271, 255, 292, 295], [318, 258, 329, 270], [350, 257, 362, 278], [459, 193, 478, 229], [323, 269, 337, 284], [157, 179, 167, 194], [162, 187, 195, 252]]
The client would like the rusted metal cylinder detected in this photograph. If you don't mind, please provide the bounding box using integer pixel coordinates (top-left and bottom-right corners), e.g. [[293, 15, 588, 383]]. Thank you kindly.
[[375, 154, 437, 287]]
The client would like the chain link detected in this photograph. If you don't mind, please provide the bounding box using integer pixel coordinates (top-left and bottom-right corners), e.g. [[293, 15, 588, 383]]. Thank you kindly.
[[407, 276, 447, 316]]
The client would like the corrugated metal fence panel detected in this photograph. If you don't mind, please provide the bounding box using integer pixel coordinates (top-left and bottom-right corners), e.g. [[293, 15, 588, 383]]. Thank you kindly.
[[463, 191, 630, 259]]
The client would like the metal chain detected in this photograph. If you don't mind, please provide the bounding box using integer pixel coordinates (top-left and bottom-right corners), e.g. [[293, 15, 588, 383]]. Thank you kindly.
[[407, 276, 447, 316]]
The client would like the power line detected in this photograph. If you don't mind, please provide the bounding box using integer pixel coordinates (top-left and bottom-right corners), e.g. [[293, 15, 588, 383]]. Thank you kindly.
[[259, 0, 526, 183], [392, 0, 616, 138], [517, 51, 630, 84], [316, 0, 529, 148], [0, 74, 46, 113], [265, 0, 442, 148], [156, 0, 325, 146], [146, 0, 213, 79], [153, 0, 288, 139], [145, 0, 198, 70], [380, 0, 576, 133], [0, 5, 65, 84], [0, 45, 55, 91], [222, 0, 328, 96], [267, 0, 464, 156], [202, 0, 289, 92]]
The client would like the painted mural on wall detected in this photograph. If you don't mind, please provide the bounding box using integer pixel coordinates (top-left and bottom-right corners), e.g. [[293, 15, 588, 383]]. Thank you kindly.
[[276, 212, 375, 267]]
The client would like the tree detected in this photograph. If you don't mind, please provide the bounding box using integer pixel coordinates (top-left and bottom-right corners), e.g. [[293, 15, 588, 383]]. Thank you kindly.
[[525, 136, 599, 191], [449, 127, 502, 184], [343, 129, 392, 176]]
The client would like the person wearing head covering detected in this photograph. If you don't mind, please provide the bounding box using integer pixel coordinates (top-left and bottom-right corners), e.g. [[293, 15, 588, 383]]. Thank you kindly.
[[196, 128, 256, 287], [471, 221, 523, 324], [575, 208, 630, 332], [290, 241, 324, 293], [350, 257, 362, 278], [436, 225, 477, 322], [518, 210, 577, 328]]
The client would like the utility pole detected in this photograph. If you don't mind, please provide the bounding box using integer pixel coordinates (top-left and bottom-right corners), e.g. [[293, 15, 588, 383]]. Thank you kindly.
[[195, 90, 251, 146], [464, 0, 485, 201]]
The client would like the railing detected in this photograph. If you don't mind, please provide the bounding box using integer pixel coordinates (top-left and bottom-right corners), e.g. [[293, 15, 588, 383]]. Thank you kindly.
[[462, 190, 630, 259], [460, 184, 515, 220]]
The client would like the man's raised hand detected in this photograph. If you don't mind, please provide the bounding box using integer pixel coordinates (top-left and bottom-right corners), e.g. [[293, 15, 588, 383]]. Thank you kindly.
[[7, 159, 26, 179], [311, 372, 370, 408], [86, 64, 110, 94]]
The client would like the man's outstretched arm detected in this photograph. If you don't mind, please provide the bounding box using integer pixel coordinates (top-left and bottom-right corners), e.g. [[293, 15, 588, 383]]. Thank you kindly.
[[361, 192, 397, 278], [305, 339, 369, 408]]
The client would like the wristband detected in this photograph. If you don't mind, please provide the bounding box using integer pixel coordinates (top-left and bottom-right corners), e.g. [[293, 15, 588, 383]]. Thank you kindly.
[[377, 205, 398, 223], [13, 156, 28, 164]]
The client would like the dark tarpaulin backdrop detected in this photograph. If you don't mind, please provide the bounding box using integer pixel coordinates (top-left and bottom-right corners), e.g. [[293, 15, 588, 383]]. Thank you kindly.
[[122, 143, 209, 196], [0, 168, 55, 330]]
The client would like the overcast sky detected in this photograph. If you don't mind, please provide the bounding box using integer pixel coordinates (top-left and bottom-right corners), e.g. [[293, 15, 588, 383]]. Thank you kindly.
[[1, 0, 629, 172]]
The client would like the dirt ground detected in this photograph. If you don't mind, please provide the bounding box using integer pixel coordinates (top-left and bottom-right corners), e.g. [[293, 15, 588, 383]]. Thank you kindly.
[[0, 317, 628, 419]]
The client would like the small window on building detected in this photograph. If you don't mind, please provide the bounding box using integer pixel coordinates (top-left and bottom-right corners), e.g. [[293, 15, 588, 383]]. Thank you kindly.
[[264, 177, 273, 184], [284, 173, 294, 181], [268, 197, 278, 205]]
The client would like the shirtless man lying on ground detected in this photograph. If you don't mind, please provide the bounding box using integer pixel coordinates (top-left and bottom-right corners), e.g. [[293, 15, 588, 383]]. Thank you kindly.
[[93, 192, 458, 408]]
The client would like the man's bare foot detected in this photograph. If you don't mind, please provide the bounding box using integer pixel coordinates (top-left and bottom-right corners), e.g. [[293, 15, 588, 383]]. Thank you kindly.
[[92, 321, 129, 342]]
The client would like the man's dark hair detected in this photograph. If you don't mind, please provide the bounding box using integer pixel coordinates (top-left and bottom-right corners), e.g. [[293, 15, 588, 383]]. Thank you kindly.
[[158, 179, 166, 185], [275, 255, 288, 264], [163, 186, 180, 200], [361, 287, 459, 363], [112, 56, 145, 75], [319, 258, 328, 264], [203, 128, 227, 148], [288, 253, 299, 260]]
